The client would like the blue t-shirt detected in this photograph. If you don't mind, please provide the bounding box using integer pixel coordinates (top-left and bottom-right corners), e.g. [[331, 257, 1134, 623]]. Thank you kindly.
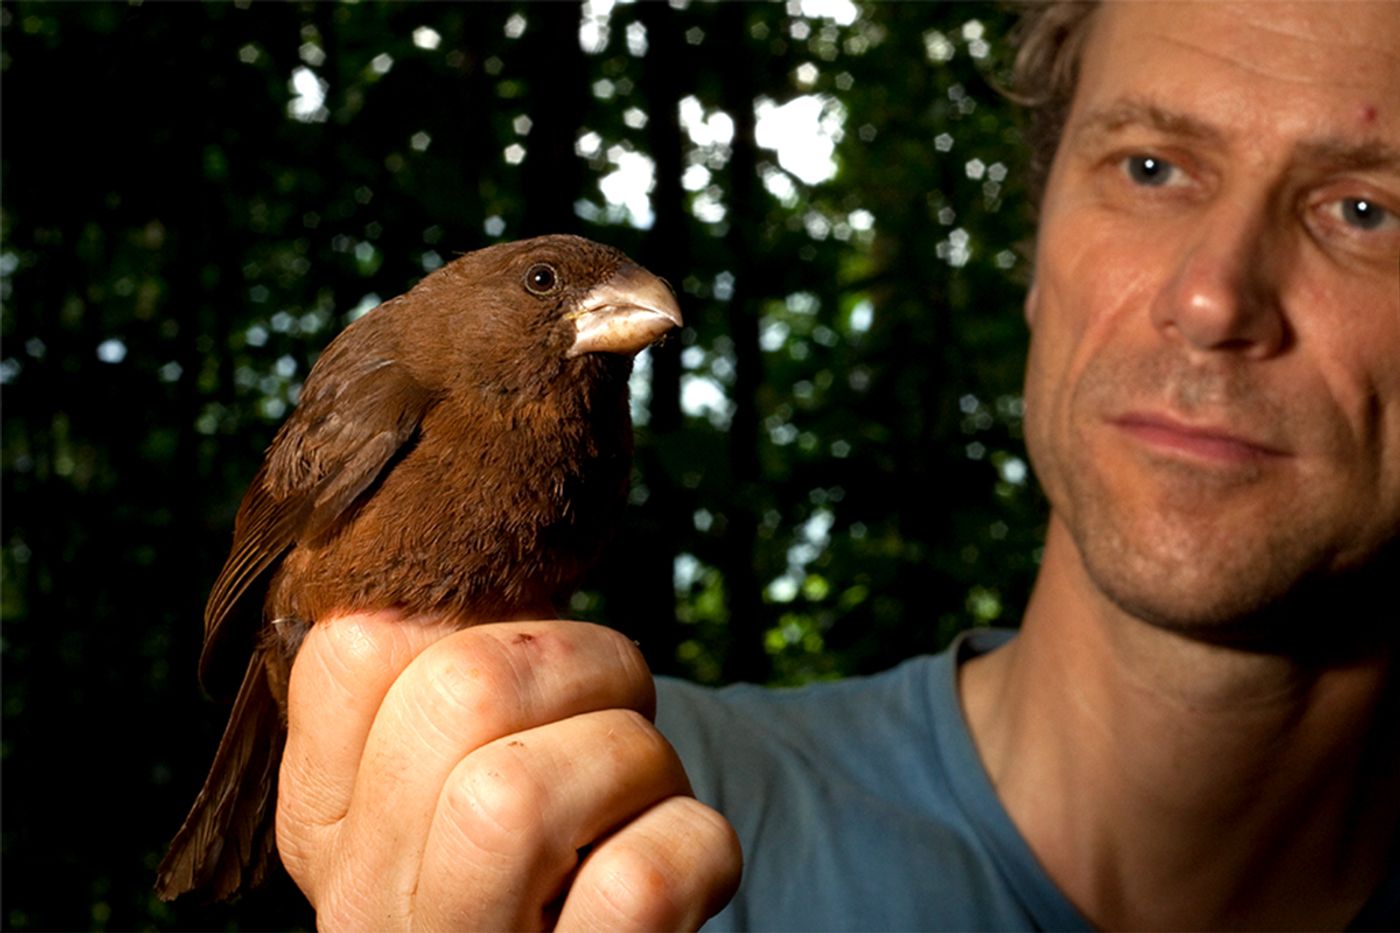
[[655, 629, 1400, 932], [654, 628, 1086, 931]]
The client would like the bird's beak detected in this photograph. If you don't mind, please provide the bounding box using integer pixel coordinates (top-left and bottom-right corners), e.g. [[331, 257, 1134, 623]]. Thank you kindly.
[[566, 263, 683, 358]]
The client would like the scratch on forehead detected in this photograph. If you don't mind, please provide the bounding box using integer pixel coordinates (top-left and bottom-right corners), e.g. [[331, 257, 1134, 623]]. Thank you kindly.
[[1359, 103, 1378, 126]]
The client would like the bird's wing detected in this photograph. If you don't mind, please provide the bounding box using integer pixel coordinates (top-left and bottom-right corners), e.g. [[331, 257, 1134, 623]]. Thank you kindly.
[[200, 308, 436, 693]]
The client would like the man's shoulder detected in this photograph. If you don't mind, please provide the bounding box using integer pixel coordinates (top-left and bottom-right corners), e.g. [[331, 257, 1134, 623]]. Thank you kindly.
[[653, 629, 1083, 931], [658, 652, 945, 786], [655, 627, 1014, 792]]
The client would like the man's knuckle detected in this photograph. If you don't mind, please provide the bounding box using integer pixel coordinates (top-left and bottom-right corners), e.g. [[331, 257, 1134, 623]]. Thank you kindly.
[[314, 614, 400, 683], [413, 640, 514, 726], [598, 627, 653, 688], [601, 709, 684, 778], [679, 797, 742, 853], [592, 844, 683, 928], [441, 746, 546, 852]]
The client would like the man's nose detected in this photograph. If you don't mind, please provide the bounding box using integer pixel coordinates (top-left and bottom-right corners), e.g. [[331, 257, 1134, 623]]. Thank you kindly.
[[1148, 199, 1289, 359]]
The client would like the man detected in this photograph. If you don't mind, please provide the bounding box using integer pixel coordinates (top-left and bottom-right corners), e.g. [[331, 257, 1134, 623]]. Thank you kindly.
[[273, 2, 1400, 929]]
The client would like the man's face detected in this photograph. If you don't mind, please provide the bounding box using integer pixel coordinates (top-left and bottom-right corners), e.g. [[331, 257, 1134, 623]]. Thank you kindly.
[[1023, 1, 1400, 634]]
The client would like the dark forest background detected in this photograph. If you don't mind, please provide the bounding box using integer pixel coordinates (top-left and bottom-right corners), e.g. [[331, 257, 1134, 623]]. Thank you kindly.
[[0, 1, 1045, 929]]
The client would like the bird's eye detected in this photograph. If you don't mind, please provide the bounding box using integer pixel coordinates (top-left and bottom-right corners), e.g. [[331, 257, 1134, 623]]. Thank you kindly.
[[524, 263, 560, 295]]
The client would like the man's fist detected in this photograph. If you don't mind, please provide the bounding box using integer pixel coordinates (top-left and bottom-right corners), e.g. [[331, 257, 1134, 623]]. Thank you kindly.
[[276, 612, 742, 931]]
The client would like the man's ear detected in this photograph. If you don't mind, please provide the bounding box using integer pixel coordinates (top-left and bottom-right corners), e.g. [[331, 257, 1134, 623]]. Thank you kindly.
[[1023, 280, 1039, 328]]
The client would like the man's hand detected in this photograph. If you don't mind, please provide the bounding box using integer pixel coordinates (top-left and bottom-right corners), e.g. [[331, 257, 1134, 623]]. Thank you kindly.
[[276, 612, 742, 931]]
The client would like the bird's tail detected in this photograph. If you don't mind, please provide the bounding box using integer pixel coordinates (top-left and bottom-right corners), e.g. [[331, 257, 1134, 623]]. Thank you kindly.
[[156, 651, 285, 902]]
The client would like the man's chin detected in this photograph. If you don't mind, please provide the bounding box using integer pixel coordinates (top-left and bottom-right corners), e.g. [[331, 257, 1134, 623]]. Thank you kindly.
[[1081, 534, 1400, 663], [1091, 569, 1291, 649]]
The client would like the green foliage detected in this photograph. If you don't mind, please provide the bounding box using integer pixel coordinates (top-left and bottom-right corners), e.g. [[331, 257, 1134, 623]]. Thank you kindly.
[[1, 1, 1044, 928]]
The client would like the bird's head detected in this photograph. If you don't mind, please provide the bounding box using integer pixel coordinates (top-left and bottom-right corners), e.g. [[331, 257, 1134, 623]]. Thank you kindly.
[[408, 234, 682, 401]]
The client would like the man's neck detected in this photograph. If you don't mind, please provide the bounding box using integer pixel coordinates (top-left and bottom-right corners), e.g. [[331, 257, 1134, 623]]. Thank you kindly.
[[960, 518, 1399, 930]]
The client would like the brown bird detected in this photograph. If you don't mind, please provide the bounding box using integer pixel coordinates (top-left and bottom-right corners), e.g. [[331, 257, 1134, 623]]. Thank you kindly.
[[156, 234, 681, 902]]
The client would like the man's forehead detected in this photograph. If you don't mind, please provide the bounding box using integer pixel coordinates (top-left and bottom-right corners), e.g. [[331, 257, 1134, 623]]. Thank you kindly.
[[1070, 2, 1400, 147]]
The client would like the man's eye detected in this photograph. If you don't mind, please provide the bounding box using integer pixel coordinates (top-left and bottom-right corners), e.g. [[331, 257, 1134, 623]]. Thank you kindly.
[[1122, 154, 1182, 188], [1331, 197, 1397, 233]]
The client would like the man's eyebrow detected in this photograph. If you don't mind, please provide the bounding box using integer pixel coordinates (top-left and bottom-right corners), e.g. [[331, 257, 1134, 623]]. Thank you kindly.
[[1072, 98, 1400, 175], [1294, 138, 1400, 175], [1071, 99, 1226, 148]]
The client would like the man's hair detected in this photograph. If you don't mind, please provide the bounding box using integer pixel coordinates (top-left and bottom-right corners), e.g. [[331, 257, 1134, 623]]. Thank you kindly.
[[1008, 1, 1100, 206]]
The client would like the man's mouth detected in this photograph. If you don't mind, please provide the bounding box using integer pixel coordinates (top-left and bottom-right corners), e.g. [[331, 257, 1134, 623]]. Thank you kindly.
[[1110, 412, 1290, 466]]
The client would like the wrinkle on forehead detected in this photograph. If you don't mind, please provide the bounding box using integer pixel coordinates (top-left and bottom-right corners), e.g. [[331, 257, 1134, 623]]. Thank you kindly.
[[1072, 2, 1400, 158], [1222, 2, 1400, 58], [1153, 34, 1378, 91], [1214, 2, 1400, 59], [1090, 1, 1400, 92]]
